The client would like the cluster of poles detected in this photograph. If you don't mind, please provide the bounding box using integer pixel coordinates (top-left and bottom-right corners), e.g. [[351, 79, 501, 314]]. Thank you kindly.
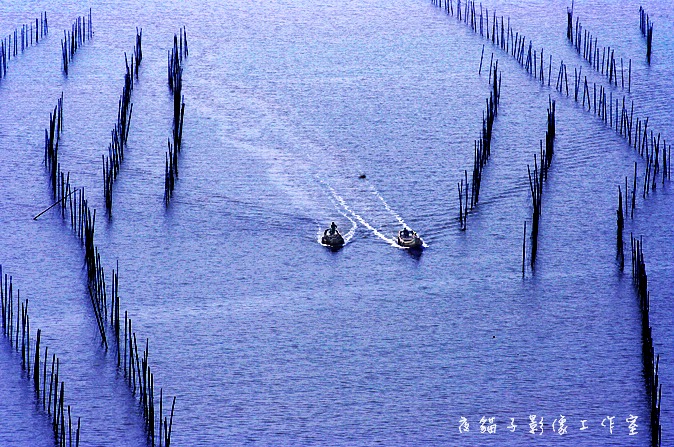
[[639, 130, 670, 200], [0, 267, 81, 447], [427, 0, 671, 252], [639, 7, 653, 63], [428, 0, 668, 434], [103, 29, 143, 213], [61, 9, 93, 75], [439, 0, 552, 86], [80, 171, 177, 446], [431, 0, 670, 176], [457, 59, 500, 230], [522, 99, 556, 272], [428, 0, 668, 435], [562, 6, 670, 177], [616, 184, 626, 269], [165, 28, 188, 204], [44, 93, 64, 199], [38, 86, 177, 445], [629, 238, 662, 447], [572, 71, 671, 193], [0, 12, 48, 81], [566, 8, 631, 91]]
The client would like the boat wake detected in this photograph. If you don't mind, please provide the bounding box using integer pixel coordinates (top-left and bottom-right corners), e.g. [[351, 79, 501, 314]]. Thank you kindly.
[[195, 80, 422, 247], [325, 183, 400, 248]]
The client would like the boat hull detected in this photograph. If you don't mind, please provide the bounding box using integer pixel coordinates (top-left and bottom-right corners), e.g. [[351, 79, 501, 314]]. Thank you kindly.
[[396, 233, 423, 249], [322, 232, 345, 248]]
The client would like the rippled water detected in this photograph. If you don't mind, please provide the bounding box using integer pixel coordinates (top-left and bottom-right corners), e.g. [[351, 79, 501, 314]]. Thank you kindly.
[[0, 0, 672, 445]]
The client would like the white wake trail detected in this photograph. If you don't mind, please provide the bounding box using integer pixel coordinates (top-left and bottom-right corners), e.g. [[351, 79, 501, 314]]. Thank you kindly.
[[326, 184, 400, 248], [198, 82, 419, 247], [373, 189, 407, 228]]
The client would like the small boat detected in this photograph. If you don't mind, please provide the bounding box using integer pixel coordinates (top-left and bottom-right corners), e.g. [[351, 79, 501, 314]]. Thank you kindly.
[[322, 223, 345, 248], [396, 228, 423, 249]]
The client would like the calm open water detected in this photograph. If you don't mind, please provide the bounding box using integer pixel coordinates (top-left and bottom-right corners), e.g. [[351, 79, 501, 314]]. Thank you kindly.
[[0, 0, 672, 445]]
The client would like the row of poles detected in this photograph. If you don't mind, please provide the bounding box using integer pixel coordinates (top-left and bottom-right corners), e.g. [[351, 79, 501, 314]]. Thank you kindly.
[[522, 99, 556, 273], [165, 28, 188, 204], [571, 65, 670, 198], [0, 12, 49, 81], [616, 163, 664, 447], [54, 161, 176, 446], [430, 1, 666, 438], [103, 29, 143, 213], [0, 267, 81, 447], [39, 68, 176, 445], [435, 0, 567, 92], [560, 4, 671, 182], [431, 0, 670, 177], [457, 58, 501, 230], [639, 7, 653, 64], [552, 6, 664, 439], [566, 8, 631, 91], [628, 238, 662, 447], [430, 0, 668, 266], [44, 93, 64, 199], [438, 0, 551, 85], [62, 9, 93, 75], [42, 96, 107, 346], [632, 121, 670, 205], [428, 3, 666, 438], [110, 265, 176, 446]]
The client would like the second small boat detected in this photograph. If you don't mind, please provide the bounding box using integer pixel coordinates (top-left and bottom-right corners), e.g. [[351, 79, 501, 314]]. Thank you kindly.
[[396, 228, 423, 249]]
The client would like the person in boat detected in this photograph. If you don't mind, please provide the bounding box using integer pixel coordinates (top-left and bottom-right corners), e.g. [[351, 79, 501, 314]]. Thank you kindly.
[[330, 222, 338, 235], [402, 228, 410, 238]]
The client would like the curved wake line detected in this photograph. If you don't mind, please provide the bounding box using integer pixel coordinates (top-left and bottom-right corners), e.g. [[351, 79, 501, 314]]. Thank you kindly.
[[204, 85, 423, 248], [339, 210, 358, 242], [330, 181, 429, 248], [326, 184, 401, 248], [373, 189, 407, 228], [371, 187, 428, 248]]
